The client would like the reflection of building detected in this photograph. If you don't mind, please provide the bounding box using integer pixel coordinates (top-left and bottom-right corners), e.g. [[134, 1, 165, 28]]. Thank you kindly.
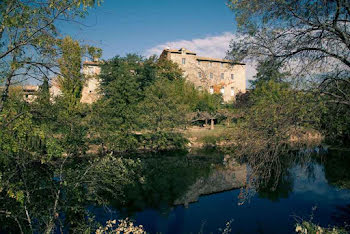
[[160, 48, 246, 102], [174, 164, 246, 207]]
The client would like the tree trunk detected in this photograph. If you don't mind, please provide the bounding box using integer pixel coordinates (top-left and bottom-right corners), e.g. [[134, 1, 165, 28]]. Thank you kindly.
[[210, 119, 214, 130], [0, 72, 13, 113], [0, 56, 16, 113]]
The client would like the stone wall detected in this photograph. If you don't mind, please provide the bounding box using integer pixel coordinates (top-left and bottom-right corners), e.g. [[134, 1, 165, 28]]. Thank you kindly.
[[161, 48, 246, 102]]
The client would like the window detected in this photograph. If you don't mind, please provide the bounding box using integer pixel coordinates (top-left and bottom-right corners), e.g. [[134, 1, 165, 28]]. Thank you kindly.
[[221, 63, 224, 68], [220, 87, 225, 94], [210, 86, 214, 94], [231, 87, 235, 96], [221, 73, 224, 80], [231, 74, 234, 80], [182, 58, 186, 64], [209, 62, 212, 67], [198, 72, 202, 78], [210, 73, 213, 79], [198, 60, 201, 66]]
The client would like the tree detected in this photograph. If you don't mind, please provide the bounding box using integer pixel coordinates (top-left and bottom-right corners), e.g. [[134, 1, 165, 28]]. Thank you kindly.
[[90, 55, 143, 153], [57, 36, 84, 111], [0, 0, 101, 113], [227, 0, 350, 106], [55, 37, 88, 156], [225, 80, 322, 195]]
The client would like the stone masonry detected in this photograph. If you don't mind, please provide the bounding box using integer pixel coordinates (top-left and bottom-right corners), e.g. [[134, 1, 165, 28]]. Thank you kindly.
[[160, 48, 246, 102]]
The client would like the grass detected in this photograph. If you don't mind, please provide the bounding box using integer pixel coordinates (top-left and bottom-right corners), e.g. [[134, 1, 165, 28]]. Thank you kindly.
[[184, 124, 231, 146]]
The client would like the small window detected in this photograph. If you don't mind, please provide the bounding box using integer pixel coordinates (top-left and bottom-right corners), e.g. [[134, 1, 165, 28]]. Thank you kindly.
[[210, 73, 213, 79], [231, 87, 235, 96], [231, 74, 234, 80], [220, 87, 225, 94], [182, 58, 186, 65], [210, 86, 214, 94], [221, 63, 224, 68], [198, 60, 201, 65], [221, 73, 224, 80], [209, 62, 213, 67], [198, 72, 202, 78]]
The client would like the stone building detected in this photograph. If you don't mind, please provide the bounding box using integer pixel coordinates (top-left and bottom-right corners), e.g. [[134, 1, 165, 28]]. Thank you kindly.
[[80, 61, 101, 104], [0, 85, 39, 102], [160, 48, 246, 102], [49, 60, 101, 104], [20, 48, 246, 104]]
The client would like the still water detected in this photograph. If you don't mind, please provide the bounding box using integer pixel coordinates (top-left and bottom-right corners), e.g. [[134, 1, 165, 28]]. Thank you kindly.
[[91, 149, 350, 233]]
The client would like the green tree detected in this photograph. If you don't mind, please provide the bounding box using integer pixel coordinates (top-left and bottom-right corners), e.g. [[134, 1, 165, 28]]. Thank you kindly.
[[227, 0, 350, 107], [0, 0, 101, 112], [226, 80, 322, 191], [90, 55, 143, 153], [55, 36, 87, 156]]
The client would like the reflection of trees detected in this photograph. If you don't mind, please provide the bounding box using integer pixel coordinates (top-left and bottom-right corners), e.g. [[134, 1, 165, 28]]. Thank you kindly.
[[331, 204, 350, 231], [321, 149, 350, 189], [112, 155, 215, 216], [257, 169, 294, 202], [0, 156, 141, 233], [237, 149, 315, 203]]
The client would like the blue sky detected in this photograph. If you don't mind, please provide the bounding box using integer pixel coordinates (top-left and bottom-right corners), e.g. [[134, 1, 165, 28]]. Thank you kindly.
[[60, 0, 255, 81], [61, 0, 237, 58]]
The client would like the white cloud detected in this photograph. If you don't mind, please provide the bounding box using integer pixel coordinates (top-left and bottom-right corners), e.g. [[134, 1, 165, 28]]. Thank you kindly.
[[144, 32, 256, 85], [145, 32, 234, 59]]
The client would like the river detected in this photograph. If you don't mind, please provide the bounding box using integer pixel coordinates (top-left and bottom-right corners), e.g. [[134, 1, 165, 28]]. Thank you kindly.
[[87, 148, 350, 233]]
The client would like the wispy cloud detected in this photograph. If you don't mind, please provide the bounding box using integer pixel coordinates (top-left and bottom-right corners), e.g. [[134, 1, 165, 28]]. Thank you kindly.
[[144, 32, 256, 83], [145, 32, 234, 59]]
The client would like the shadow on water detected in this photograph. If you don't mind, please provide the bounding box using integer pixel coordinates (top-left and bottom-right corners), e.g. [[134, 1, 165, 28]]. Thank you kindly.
[[1, 147, 350, 233], [89, 147, 350, 233]]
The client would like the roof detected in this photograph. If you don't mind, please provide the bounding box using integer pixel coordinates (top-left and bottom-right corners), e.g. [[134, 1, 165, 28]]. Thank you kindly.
[[162, 48, 245, 65], [83, 61, 102, 66], [163, 48, 197, 55], [196, 56, 245, 65], [22, 85, 39, 91]]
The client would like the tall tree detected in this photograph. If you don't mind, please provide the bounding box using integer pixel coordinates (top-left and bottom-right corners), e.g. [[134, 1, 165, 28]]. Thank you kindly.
[[0, 0, 101, 113], [57, 36, 84, 111], [227, 0, 350, 105]]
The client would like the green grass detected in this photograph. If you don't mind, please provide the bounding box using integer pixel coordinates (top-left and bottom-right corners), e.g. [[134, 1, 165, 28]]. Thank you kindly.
[[184, 124, 231, 145]]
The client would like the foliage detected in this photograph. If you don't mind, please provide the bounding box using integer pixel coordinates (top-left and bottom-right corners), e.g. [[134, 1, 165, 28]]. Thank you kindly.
[[90, 54, 213, 153], [90, 55, 143, 153], [0, 0, 101, 112], [295, 221, 347, 234], [95, 218, 145, 234], [57, 36, 84, 111], [139, 78, 190, 131], [225, 80, 322, 191], [227, 0, 350, 132]]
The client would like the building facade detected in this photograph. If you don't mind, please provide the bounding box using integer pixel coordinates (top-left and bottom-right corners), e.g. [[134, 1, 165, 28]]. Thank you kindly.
[[160, 48, 246, 102], [80, 61, 101, 104], [18, 48, 246, 104]]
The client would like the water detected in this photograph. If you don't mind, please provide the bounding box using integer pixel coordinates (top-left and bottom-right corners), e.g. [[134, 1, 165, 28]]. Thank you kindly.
[[90, 149, 350, 233]]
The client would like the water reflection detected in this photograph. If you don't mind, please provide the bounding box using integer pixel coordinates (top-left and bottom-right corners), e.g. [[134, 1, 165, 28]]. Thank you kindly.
[[1, 148, 350, 233], [91, 148, 350, 233]]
